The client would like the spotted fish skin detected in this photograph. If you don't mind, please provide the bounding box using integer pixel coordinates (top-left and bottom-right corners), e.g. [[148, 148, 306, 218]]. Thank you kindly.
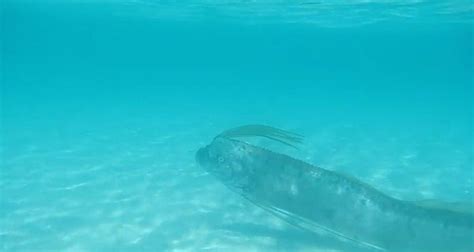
[[196, 136, 474, 252]]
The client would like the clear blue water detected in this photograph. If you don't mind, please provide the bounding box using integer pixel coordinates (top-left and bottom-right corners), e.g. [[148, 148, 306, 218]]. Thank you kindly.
[[1, 0, 473, 251]]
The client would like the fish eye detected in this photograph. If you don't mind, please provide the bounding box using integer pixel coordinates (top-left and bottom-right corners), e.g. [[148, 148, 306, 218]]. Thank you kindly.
[[218, 156, 225, 163]]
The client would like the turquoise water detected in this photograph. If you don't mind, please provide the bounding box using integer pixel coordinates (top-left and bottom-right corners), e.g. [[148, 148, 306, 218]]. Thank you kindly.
[[1, 0, 473, 251]]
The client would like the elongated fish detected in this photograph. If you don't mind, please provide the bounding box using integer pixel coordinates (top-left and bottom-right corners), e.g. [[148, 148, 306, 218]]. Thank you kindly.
[[196, 125, 474, 252]]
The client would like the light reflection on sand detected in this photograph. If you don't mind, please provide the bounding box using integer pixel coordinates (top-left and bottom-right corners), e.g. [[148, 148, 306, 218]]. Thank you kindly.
[[1, 122, 471, 251]]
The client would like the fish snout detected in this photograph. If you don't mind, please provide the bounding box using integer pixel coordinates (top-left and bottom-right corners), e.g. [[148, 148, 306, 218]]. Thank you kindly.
[[195, 147, 209, 166]]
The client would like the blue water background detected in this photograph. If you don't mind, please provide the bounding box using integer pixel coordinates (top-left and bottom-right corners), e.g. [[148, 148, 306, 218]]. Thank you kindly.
[[1, 1, 473, 251]]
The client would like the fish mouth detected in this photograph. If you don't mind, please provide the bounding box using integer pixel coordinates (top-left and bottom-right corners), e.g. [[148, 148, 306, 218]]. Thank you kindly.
[[195, 147, 208, 166]]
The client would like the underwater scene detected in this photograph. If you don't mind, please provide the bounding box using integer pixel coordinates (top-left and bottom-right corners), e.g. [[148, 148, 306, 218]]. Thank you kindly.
[[1, 0, 473, 251]]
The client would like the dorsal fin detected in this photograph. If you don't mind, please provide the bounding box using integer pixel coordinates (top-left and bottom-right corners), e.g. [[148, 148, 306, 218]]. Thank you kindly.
[[218, 124, 304, 149]]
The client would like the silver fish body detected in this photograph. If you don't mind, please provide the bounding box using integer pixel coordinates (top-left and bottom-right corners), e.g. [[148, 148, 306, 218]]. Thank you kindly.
[[196, 136, 474, 251]]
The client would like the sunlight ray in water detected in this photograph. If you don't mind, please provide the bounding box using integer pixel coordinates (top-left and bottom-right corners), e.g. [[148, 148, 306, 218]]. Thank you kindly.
[[1, 0, 472, 251]]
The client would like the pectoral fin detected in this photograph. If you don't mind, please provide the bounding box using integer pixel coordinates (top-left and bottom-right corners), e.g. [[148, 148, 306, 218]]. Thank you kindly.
[[241, 195, 387, 252]]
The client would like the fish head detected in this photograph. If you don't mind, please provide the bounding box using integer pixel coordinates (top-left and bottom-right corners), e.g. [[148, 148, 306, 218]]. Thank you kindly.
[[196, 137, 255, 190]]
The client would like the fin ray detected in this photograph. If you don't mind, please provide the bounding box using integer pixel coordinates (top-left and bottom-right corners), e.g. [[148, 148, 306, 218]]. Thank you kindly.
[[240, 194, 387, 251], [219, 124, 304, 148]]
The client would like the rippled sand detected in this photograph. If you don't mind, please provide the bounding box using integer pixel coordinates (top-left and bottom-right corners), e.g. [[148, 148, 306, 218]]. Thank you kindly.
[[1, 120, 471, 251]]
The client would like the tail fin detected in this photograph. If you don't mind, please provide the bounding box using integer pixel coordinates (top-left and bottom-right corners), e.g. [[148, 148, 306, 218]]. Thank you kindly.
[[218, 124, 303, 149]]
